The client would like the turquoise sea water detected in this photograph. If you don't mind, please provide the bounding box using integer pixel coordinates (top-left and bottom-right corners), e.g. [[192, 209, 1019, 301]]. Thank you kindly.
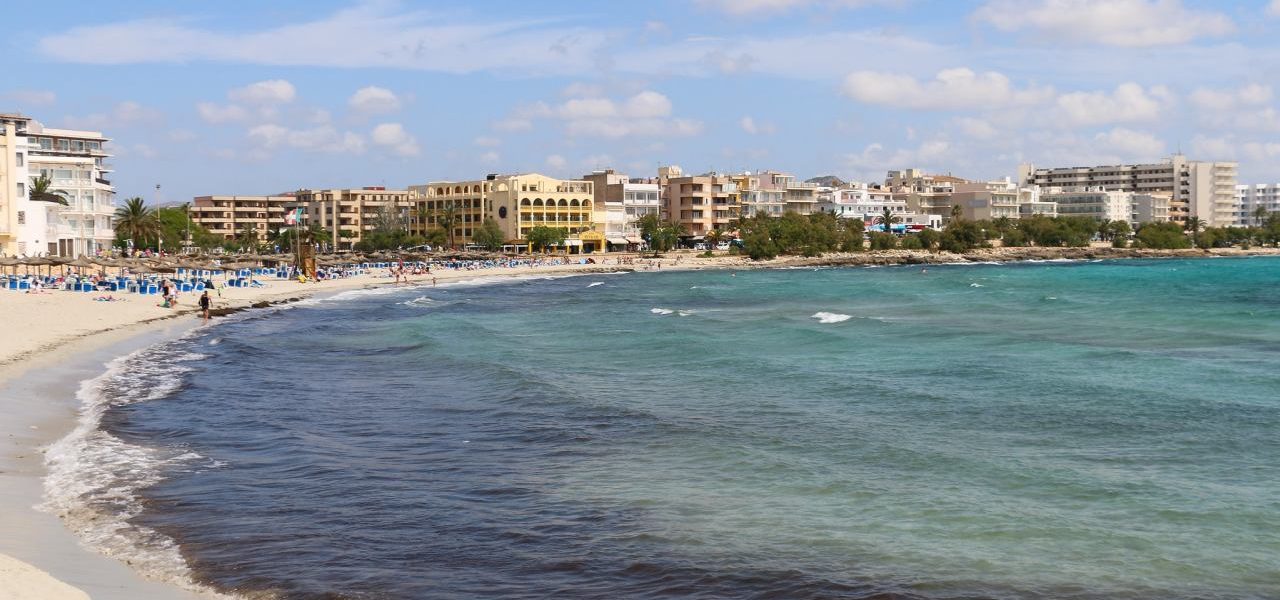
[[65, 257, 1280, 598]]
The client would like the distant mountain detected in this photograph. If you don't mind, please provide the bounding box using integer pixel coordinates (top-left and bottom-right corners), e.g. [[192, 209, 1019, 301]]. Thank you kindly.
[[806, 175, 846, 187]]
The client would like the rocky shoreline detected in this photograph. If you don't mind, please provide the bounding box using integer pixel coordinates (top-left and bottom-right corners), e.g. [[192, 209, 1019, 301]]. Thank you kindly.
[[737, 246, 1280, 269]]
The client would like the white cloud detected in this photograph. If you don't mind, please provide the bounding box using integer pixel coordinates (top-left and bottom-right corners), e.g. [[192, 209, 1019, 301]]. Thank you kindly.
[[842, 138, 953, 178], [168, 129, 197, 142], [973, 0, 1234, 47], [560, 82, 605, 98], [740, 116, 776, 135], [545, 154, 568, 169], [1188, 84, 1272, 111], [36, 5, 609, 75], [2, 90, 56, 107], [196, 102, 249, 124], [479, 150, 500, 164], [505, 90, 703, 139], [695, 0, 901, 16], [62, 100, 163, 130], [228, 79, 296, 104], [1269, 0, 1280, 16], [954, 117, 999, 139], [473, 136, 501, 147], [348, 86, 402, 114], [842, 67, 1054, 111], [370, 122, 421, 157], [248, 124, 365, 154], [1055, 83, 1172, 126], [1093, 127, 1165, 159]]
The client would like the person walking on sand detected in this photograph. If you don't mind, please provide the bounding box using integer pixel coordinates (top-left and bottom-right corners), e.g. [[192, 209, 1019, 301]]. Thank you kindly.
[[199, 290, 211, 324]]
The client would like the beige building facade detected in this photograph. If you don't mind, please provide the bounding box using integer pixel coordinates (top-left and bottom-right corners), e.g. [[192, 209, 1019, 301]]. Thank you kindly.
[[661, 165, 738, 238], [413, 173, 600, 252], [189, 195, 296, 243], [294, 187, 411, 249]]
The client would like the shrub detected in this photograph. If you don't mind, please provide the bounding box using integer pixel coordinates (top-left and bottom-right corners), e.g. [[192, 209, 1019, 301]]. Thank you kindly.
[[869, 232, 897, 250]]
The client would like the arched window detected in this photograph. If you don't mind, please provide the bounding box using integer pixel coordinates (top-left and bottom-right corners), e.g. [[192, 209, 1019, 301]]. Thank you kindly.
[[532, 198, 543, 207], [570, 199, 580, 207], [472, 185, 481, 193], [558, 199, 568, 207], [521, 198, 531, 206], [453, 186, 463, 194], [436, 187, 445, 195], [582, 200, 592, 210]]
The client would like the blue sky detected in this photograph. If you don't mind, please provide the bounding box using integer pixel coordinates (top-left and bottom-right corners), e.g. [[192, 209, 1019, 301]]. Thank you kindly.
[[4, 0, 1280, 204]]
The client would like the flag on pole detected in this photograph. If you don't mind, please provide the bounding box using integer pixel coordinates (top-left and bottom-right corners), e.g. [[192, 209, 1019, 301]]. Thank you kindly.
[[284, 208, 301, 225]]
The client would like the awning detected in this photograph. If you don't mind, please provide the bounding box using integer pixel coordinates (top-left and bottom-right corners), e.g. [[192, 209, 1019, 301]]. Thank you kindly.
[[625, 236, 643, 244], [607, 237, 629, 245]]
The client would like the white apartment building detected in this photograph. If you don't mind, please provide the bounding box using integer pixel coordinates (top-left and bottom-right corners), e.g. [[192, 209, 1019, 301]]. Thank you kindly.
[[0, 113, 114, 256], [1018, 155, 1237, 227], [887, 168, 971, 222], [583, 169, 659, 247], [951, 179, 1038, 221], [1235, 184, 1280, 226], [816, 184, 940, 230], [1041, 188, 1149, 223]]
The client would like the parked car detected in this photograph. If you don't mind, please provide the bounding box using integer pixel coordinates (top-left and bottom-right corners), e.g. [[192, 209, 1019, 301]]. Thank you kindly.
[[716, 241, 730, 251], [693, 243, 708, 251]]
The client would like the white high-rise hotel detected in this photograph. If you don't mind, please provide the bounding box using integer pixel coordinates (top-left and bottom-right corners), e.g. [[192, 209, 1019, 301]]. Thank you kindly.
[[0, 112, 114, 256], [1018, 155, 1237, 227], [1235, 184, 1280, 226]]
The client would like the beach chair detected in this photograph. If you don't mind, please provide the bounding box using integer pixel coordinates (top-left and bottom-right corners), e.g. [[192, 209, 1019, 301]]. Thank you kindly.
[[18, 280, 31, 291]]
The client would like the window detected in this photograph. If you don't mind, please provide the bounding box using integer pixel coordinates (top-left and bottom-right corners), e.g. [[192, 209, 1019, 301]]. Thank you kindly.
[[39, 137, 51, 150], [56, 139, 69, 151], [17, 182, 24, 197], [15, 153, 22, 166], [88, 141, 101, 150], [72, 140, 85, 152], [17, 211, 25, 225]]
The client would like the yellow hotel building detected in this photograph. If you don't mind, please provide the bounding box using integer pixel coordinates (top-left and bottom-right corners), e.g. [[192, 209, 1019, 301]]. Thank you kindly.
[[412, 173, 602, 252]]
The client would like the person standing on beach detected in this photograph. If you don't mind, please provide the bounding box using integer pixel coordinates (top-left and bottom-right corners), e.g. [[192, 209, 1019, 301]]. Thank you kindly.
[[199, 291, 211, 324]]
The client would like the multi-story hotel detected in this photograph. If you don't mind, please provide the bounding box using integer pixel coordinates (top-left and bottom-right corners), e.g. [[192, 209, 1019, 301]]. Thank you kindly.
[[660, 165, 738, 238], [412, 173, 600, 252], [188, 195, 296, 243], [583, 169, 658, 249], [887, 168, 971, 222], [1039, 187, 1170, 224], [0, 113, 115, 256], [1018, 155, 1237, 227], [1234, 184, 1280, 226], [294, 187, 411, 249]]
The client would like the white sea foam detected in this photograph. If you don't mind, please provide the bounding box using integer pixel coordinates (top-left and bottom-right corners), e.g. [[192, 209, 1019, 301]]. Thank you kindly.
[[677, 310, 694, 317], [651, 308, 674, 315], [41, 346, 235, 599], [970, 283, 984, 288], [811, 312, 852, 324], [400, 295, 435, 307], [587, 282, 605, 288]]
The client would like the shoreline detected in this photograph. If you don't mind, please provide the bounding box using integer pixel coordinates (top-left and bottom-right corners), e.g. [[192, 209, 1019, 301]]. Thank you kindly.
[[2, 248, 1278, 598]]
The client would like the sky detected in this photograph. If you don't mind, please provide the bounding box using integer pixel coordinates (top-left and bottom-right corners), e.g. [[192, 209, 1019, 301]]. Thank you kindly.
[[4, 0, 1280, 204]]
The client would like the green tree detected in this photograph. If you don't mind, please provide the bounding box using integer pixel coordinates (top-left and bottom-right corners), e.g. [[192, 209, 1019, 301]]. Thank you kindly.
[[472, 218, 506, 250], [869, 232, 897, 250], [28, 174, 69, 206], [1254, 206, 1270, 227], [1183, 217, 1205, 248], [1135, 222, 1192, 249], [1097, 218, 1112, 242], [705, 229, 724, 250], [428, 200, 461, 249], [527, 226, 568, 252], [839, 218, 866, 251], [875, 207, 899, 235], [422, 227, 447, 248], [236, 223, 260, 252], [113, 197, 160, 250], [950, 204, 963, 221], [917, 228, 941, 251], [1109, 220, 1132, 247]]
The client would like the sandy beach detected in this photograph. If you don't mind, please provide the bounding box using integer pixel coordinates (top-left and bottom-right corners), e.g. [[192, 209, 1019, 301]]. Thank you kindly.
[[3, 246, 1279, 599]]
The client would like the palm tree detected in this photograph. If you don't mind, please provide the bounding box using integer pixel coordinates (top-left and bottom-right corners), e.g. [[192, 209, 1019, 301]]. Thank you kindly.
[[1184, 216, 1205, 247], [29, 174, 69, 206], [236, 224, 260, 253], [705, 229, 723, 250], [1097, 218, 1112, 242], [992, 216, 1013, 237], [950, 204, 963, 222], [114, 197, 159, 250], [422, 200, 460, 249], [1254, 206, 1270, 228], [876, 207, 900, 234]]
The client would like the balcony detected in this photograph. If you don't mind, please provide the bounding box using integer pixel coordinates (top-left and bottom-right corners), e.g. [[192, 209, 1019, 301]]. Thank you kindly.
[[95, 177, 111, 186]]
